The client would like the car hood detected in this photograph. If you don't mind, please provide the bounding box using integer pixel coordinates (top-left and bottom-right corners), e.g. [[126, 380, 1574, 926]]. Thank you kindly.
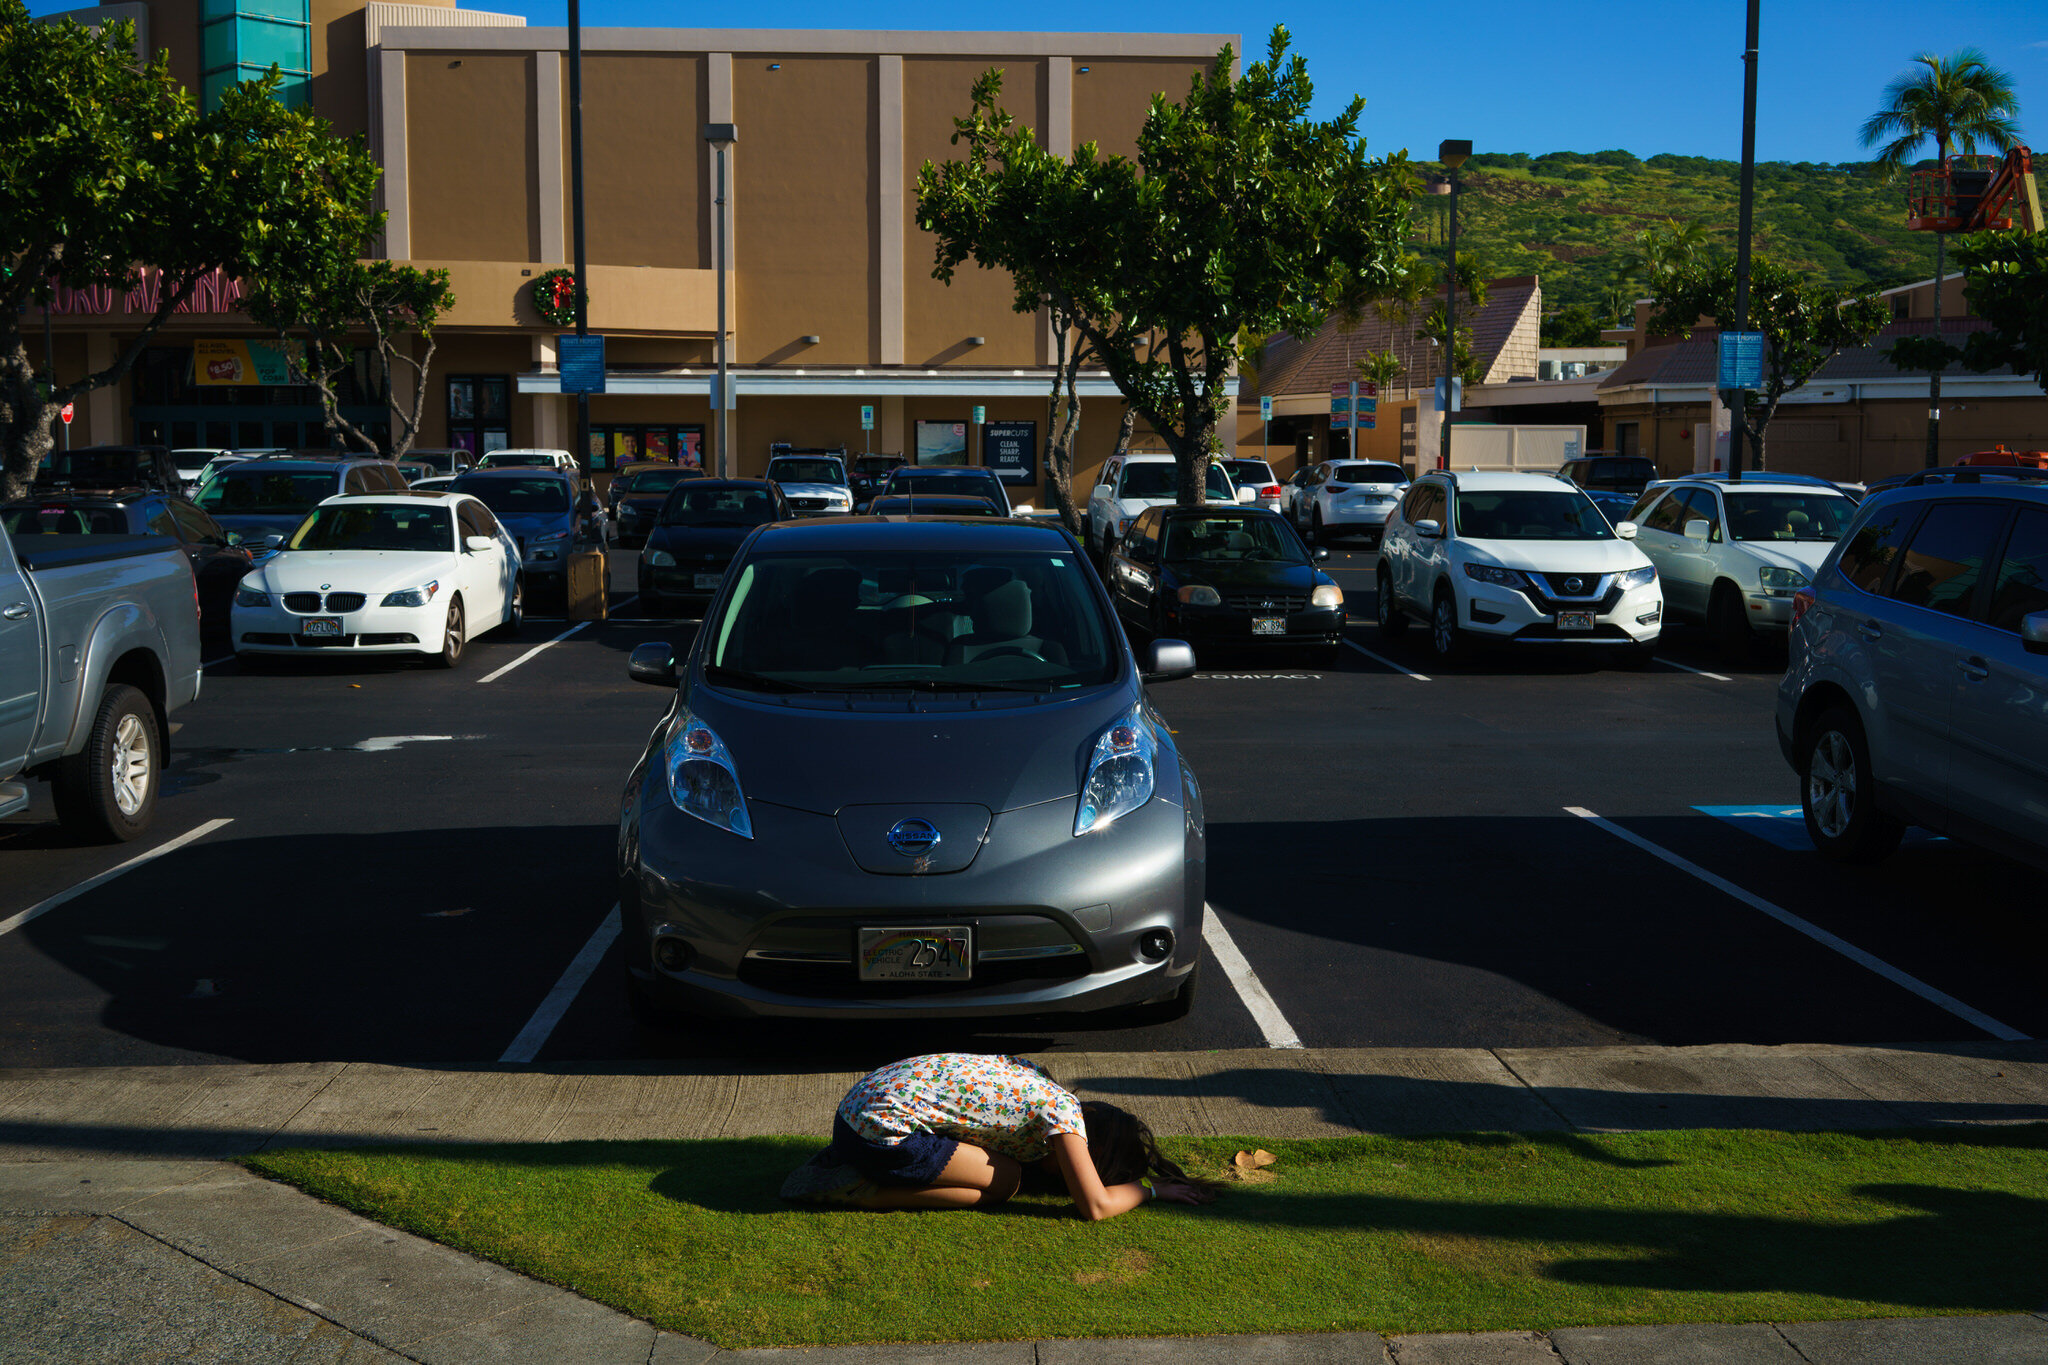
[[248, 550, 457, 595], [496, 512, 572, 536], [1169, 560, 1320, 595], [1115, 495, 1238, 512], [1460, 537, 1651, 574], [1732, 539, 1835, 575], [682, 679, 1137, 814], [646, 524, 755, 557], [618, 492, 677, 512], [210, 511, 314, 539], [777, 482, 850, 499]]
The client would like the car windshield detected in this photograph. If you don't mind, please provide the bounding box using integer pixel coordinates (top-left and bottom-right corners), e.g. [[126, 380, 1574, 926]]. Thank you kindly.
[[481, 453, 557, 468], [870, 496, 999, 516], [1333, 463, 1403, 484], [767, 458, 847, 486], [662, 485, 780, 527], [1455, 490, 1614, 540], [196, 469, 336, 514], [1162, 516, 1308, 564], [288, 504, 452, 552], [888, 470, 1001, 496], [1725, 492, 1856, 542], [1585, 458, 1656, 488], [450, 476, 570, 514], [1222, 460, 1276, 487], [629, 467, 696, 494], [406, 452, 456, 474], [705, 549, 1117, 692], [1118, 463, 1234, 500], [3, 505, 127, 536], [41, 450, 154, 485]]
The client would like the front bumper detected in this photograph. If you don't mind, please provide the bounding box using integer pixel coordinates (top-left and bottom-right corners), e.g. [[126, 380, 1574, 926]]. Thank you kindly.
[[621, 779, 1199, 1019], [1460, 579, 1664, 646], [1165, 604, 1346, 646], [1744, 590, 1798, 633], [640, 559, 732, 605], [232, 600, 445, 655]]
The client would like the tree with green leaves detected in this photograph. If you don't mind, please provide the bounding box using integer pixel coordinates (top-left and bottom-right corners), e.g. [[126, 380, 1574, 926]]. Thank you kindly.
[[0, 4, 378, 498], [1902, 231, 2048, 392], [1652, 257, 1887, 469], [1859, 48, 2022, 465], [1355, 349, 1402, 396], [1541, 303, 1604, 348], [918, 28, 1412, 509]]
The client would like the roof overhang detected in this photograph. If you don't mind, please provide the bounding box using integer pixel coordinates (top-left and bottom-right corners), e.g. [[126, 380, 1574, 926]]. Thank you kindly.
[[1597, 372, 2045, 408], [517, 368, 1235, 399]]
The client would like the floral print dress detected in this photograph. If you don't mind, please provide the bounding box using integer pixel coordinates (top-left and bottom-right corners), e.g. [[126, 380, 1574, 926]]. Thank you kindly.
[[837, 1053, 1086, 1163]]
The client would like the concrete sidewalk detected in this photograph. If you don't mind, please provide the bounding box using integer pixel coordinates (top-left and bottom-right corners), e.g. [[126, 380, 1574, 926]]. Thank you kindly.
[[3, 1041, 2047, 1363]]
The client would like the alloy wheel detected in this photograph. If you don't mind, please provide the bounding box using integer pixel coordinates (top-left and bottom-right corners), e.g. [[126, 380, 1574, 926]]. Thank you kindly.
[[1807, 729, 1855, 839], [110, 713, 151, 817], [1432, 597, 1455, 655]]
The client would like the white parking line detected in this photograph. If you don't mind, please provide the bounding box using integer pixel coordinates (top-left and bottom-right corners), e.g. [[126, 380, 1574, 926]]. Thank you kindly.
[[0, 818, 234, 940], [500, 904, 621, 1063], [1202, 903, 1304, 1049], [1566, 806, 2028, 1042], [1656, 658, 1733, 682], [1344, 639, 1431, 682], [476, 621, 590, 684]]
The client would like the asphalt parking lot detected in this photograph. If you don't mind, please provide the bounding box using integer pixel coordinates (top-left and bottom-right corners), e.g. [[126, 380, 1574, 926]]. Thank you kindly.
[[2, 544, 2041, 1071]]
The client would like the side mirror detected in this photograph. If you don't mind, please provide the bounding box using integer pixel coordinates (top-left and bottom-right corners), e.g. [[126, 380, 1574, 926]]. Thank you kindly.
[[2023, 612, 2048, 655], [224, 531, 244, 547], [1615, 521, 1639, 540], [628, 641, 679, 686], [466, 535, 496, 552], [1683, 520, 1711, 542], [1313, 546, 1330, 561], [1235, 487, 1256, 504], [1415, 518, 1443, 538], [1142, 638, 1197, 682]]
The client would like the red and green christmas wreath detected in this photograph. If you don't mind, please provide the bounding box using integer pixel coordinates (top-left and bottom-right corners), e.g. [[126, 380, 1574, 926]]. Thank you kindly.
[[531, 268, 583, 328]]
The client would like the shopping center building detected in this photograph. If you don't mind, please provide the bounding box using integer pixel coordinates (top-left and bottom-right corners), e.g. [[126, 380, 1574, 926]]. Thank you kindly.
[[35, 0, 1234, 495]]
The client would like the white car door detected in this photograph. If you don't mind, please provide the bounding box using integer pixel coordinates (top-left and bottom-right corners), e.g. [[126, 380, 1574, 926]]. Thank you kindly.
[[1088, 460, 1122, 550], [454, 500, 509, 624]]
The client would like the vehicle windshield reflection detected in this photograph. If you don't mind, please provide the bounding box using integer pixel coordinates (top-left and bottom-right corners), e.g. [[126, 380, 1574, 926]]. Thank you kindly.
[[1162, 517, 1307, 564], [662, 486, 780, 527], [1455, 490, 1614, 541], [289, 504, 453, 552], [1725, 492, 1854, 542]]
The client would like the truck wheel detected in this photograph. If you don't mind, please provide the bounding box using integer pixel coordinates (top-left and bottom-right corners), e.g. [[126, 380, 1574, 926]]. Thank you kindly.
[[51, 684, 160, 843]]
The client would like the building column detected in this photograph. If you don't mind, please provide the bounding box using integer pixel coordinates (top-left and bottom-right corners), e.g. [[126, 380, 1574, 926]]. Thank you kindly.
[[86, 332, 117, 442], [531, 335, 565, 447], [1043, 57, 1072, 367], [535, 52, 566, 264], [880, 395, 906, 457], [878, 55, 905, 367], [376, 48, 410, 259]]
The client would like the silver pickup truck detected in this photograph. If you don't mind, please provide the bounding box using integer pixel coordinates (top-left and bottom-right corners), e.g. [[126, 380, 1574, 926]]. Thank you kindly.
[[0, 523, 203, 841]]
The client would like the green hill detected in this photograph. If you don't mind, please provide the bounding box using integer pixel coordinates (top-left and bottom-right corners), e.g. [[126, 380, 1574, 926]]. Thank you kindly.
[[1410, 150, 1940, 323]]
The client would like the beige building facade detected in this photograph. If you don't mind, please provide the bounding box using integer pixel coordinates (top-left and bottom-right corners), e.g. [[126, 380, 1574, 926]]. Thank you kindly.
[[35, 0, 1234, 496]]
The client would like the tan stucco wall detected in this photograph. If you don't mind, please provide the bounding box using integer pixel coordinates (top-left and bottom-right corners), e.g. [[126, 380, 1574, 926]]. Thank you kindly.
[[581, 54, 708, 271], [406, 51, 539, 263], [733, 56, 877, 367], [310, 0, 371, 136], [1071, 57, 1208, 158]]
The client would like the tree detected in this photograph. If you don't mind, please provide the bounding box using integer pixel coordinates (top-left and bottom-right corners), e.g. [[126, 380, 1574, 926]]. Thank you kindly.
[[1625, 219, 1714, 284], [0, 5, 374, 498], [1652, 256, 1887, 469], [1859, 48, 2022, 465], [1928, 231, 2048, 390], [918, 28, 1412, 509], [1355, 349, 1402, 396], [1541, 303, 1604, 348]]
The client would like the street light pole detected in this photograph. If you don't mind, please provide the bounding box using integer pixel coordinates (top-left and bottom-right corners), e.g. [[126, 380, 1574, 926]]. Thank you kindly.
[[1437, 140, 1471, 472], [567, 0, 589, 474], [1729, 0, 1759, 475], [704, 124, 738, 479]]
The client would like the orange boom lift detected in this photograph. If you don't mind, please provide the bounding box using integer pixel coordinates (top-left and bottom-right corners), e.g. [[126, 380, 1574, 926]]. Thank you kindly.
[[1906, 145, 2043, 234]]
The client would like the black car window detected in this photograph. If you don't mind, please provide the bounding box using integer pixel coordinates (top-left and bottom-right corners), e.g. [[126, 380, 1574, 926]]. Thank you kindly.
[[196, 470, 335, 514], [290, 503, 455, 552], [1724, 492, 1854, 543], [1163, 515, 1307, 564], [1115, 462, 1232, 501], [1397, 483, 1431, 522], [885, 469, 1006, 503], [1988, 509, 2048, 633], [1126, 508, 1161, 560], [1639, 490, 1686, 533], [145, 502, 179, 538], [451, 476, 571, 514], [1675, 487, 1721, 538], [766, 458, 846, 486], [2, 504, 123, 535], [1886, 501, 2009, 619], [1838, 503, 1916, 594], [1454, 489, 1613, 541], [1406, 483, 1445, 526], [662, 484, 780, 526], [632, 467, 698, 494], [457, 500, 501, 538], [169, 502, 221, 544], [1333, 462, 1403, 484]]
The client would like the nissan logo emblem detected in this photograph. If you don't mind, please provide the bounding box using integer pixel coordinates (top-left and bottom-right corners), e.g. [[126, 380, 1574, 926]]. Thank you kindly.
[[886, 818, 943, 857], [1564, 577, 1585, 594]]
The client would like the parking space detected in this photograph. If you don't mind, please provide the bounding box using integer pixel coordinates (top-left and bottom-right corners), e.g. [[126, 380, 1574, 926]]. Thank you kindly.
[[1, 543, 2034, 1070]]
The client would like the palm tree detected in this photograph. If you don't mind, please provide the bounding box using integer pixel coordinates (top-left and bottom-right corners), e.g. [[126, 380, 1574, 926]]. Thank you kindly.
[[1859, 49, 2022, 465], [1356, 349, 1402, 399]]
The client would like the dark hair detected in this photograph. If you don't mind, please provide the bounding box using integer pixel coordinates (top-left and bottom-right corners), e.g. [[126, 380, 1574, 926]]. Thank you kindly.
[[1079, 1101, 1221, 1195]]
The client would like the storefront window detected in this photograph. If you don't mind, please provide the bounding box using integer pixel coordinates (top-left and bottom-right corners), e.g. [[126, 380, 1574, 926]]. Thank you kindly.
[[588, 425, 704, 472], [447, 375, 510, 455]]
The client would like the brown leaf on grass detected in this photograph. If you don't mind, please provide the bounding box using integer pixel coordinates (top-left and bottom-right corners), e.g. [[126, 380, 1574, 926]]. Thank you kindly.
[[1230, 1149, 1279, 1183]]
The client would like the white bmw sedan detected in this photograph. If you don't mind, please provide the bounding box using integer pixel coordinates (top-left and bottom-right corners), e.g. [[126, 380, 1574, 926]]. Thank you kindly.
[[230, 492, 522, 668]]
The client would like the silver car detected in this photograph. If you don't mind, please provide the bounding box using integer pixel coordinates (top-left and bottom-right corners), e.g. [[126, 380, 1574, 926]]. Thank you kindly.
[[617, 516, 1204, 1023], [1777, 470, 2048, 867]]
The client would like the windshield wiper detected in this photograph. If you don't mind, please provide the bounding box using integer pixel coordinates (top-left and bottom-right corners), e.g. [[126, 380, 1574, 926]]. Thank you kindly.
[[702, 665, 819, 694], [832, 677, 1053, 693]]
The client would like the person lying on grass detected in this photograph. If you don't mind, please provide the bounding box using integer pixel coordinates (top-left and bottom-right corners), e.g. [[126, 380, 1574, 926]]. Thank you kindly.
[[781, 1052, 1219, 1218]]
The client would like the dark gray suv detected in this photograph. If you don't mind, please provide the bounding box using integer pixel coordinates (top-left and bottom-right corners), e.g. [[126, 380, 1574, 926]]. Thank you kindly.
[[1777, 468, 2048, 868], [617, 516, 1203, 1024]]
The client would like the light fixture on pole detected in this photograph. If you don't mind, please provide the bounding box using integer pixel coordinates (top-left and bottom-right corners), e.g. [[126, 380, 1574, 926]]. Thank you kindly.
[[704, 122, 738, 478], [1436, 139, 1471, 472]]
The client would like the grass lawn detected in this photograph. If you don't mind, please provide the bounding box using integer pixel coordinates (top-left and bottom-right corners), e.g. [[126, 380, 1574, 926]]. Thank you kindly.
[[245, 1126, 2048, 1348]]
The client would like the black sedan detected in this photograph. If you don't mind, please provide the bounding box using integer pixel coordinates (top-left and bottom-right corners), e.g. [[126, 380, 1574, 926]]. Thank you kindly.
[[1106, 506, 1343, 663], [635, 479, 790, 617], [611, 464, 705, 548], [3, 487, 255, 636], [866, 493, 1005, 517]]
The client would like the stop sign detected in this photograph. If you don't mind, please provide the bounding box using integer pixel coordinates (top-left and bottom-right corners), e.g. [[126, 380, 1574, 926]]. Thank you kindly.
[[59, 403, 73, 425]]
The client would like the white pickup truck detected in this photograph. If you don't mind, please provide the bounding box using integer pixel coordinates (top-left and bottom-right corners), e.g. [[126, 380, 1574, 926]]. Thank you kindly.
[[1085, 454, 1242, 561], [0, 521, 203, 841]]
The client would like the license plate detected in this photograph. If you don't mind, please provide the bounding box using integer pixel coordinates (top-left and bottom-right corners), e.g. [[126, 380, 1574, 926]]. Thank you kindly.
[[857, 926, 972, 982], [1252, 616, 1286, 636], [1558, 611, 1595, 632], [694, 572, 721, 590], [300, 617, 342, 637]]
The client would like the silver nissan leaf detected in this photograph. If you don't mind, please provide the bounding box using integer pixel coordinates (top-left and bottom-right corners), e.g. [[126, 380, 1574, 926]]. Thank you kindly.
[[617, 515, 1203, 1023]]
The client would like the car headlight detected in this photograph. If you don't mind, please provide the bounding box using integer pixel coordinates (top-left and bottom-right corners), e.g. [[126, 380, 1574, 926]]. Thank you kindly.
[[233, 585, 270, 608], [1311, 582, 1343, 609], [1618, 565, 1658, 589], [381, 580, 440, 607], [1760, 566, 1809, 590], [663, 709, 752, 839], [1075, 703, 1156, 836], [1177, 585, 1221, 607], [647, 549, 677, 567], [532, 530, 570, 546], [1461, 563, 1529, 589]]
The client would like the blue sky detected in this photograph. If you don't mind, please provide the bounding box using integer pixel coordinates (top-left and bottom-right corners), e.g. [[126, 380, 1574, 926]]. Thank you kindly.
[[482, 0, 2045, 165]]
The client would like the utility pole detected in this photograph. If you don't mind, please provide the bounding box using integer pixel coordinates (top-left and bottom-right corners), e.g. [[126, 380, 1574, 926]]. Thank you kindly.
[[568, 0, 590, 476], [1729, 0, 1759, 475], [1436, 140, 1471, 472]]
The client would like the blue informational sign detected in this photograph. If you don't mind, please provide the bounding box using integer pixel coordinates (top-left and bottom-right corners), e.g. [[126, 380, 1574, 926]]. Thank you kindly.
[[1260, 396, 1273, 422], [557, 335, 606, 394], [1434, 377, 1462, 412], [1718, 331, 1766, 392]]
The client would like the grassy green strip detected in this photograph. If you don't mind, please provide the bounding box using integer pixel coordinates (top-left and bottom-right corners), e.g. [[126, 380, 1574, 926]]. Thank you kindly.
[[245, 1127, 2048, 1348]]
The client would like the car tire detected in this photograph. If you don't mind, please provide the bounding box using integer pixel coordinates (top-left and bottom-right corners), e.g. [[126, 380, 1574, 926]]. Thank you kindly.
[[1120, 962, 1199, 1027], [1376, 567, 1408, 637], [1710, 581, 1756, 660], [493, 578, 523, 639], [50, 683, 160, 843], [1308, 507, 1324, 544], [1429, 587, 1468, 662], [1800, 705, 1906, 864], [431, 595, 465, 669]]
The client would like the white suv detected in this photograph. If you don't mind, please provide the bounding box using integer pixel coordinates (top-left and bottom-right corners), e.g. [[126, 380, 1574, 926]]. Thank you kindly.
[[1627, 474, 1858, 656], [1292, 459, 1408, 549], [1086, 454, 1239, 560], [1377, 471, 1663, 665], [477, 448, 579, 474]]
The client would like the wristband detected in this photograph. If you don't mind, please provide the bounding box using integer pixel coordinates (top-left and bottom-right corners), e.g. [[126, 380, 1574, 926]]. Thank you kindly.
[[1139, 1177, 1155, 1201]]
